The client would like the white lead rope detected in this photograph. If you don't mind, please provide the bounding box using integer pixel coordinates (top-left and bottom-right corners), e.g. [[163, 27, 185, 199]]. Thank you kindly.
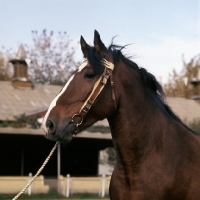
[[12, 141, 59, 200]]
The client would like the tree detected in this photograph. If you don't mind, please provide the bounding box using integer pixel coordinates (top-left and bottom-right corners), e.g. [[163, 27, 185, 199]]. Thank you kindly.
[[164, 54, 200, 98], [105, 148, 116, 165], [0, 47, 13, 81], [189, 119, 200, 135], [164, 54, 200, 135], [99, 147, 116, 167], [26, 29, 80, 85]]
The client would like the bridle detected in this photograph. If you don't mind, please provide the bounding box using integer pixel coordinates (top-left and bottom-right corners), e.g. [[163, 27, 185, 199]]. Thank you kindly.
[[71, 58, 116, 133]]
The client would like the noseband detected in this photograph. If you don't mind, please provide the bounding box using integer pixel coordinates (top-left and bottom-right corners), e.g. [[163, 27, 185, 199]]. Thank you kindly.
[[71, 58, 116, 133]]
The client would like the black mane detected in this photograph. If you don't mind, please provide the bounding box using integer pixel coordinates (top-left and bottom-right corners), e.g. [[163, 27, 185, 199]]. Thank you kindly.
[[86, 44, 196, 134], [87, 47, 105, 74]]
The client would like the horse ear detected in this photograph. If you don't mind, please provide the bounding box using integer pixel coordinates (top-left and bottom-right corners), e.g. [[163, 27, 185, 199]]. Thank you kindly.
[[80, 36, 91, 58], [93, 30, 108, 53]]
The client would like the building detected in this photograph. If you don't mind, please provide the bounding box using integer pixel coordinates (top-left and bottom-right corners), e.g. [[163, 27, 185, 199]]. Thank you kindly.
[[191, 68, 200, 102], [0, 45, 112, 177], [0, 45, 200, 178]]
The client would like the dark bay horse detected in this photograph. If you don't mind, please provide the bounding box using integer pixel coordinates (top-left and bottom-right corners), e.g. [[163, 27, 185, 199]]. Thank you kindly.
[[42, 30, 200, 199]]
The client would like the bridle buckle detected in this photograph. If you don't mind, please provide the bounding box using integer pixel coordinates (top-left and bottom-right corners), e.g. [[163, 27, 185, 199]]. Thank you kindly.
[[101, 70, 110, 85]]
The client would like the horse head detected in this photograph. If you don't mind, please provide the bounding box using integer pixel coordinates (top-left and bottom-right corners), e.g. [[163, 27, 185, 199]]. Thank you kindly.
[[42, 30, 116, 143]]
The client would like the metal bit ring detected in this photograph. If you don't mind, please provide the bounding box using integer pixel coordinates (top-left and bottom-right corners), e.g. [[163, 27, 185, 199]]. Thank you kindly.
[[71, 114, 83, 126]]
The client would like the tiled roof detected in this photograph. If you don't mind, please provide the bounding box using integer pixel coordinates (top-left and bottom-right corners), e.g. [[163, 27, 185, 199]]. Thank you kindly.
[[166, 97, 200, 124], [0, 81, 200, 125], [86, 97, 200, 127], [0, 81, 61, 120]]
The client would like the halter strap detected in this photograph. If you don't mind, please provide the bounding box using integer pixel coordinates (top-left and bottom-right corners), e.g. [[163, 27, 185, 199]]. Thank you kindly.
[[71, 58, 116, 132]]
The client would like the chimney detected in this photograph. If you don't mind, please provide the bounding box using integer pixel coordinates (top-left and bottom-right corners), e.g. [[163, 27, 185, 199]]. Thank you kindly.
[[10, 44, 32, 88], [191, 68, 200, 102]]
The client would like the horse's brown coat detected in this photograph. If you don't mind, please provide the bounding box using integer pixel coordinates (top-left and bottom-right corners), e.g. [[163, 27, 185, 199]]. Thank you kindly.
[[43, 30, 200, 199]]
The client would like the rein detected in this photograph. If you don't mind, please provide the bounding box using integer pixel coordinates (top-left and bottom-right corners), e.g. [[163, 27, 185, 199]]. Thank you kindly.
[[71, 58, 116, 133]]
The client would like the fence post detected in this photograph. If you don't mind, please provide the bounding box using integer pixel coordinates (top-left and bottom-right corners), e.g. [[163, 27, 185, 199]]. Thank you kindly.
[[28, 172, 32, 196], [101, 174, 106, 197], [66, 174, 70, 197]]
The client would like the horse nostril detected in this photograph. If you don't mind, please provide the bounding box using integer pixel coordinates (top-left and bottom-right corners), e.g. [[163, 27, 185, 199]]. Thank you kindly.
[[46, 119, 56, 135]]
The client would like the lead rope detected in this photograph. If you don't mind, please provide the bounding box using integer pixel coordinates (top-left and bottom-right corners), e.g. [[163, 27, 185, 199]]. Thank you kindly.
[[12, 141, 59, 200]]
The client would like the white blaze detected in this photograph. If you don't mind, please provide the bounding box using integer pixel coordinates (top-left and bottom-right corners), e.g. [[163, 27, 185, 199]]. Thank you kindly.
[[42, 60, 88, 132], [77, 59, 88, 72], [42, 75, 74, 132]]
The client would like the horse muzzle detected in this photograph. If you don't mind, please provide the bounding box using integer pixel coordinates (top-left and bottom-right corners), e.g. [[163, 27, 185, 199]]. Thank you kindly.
[[44, 118, 75, 143]]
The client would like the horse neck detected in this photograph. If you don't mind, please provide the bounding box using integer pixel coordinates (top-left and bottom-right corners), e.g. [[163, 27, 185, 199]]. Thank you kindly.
[[107, 62, 169, 164]]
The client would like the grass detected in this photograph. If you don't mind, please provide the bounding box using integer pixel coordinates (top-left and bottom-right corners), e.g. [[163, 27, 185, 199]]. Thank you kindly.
[[0, 192, 110, 199]]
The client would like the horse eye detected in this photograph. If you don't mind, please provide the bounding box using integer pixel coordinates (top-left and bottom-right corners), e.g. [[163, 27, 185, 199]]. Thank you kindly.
[[84, 72, 95, 79]]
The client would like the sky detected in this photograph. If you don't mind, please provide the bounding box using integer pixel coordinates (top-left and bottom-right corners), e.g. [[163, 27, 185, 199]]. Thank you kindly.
[[0, 0, 199, 83]]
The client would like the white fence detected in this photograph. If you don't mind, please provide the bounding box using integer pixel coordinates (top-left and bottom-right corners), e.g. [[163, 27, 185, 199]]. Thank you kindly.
[[0, 175, 49, 194], [0, 174, 111, 198], [58, 174, 110, 197]]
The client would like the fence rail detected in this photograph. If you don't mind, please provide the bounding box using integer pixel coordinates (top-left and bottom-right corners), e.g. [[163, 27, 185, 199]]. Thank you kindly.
[[0, 174, 111, 198]]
